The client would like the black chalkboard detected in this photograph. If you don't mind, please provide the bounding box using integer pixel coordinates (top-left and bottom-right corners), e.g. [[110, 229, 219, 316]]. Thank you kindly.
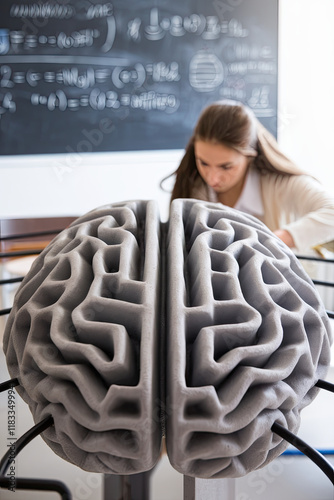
[[0, 0, 278, 155]]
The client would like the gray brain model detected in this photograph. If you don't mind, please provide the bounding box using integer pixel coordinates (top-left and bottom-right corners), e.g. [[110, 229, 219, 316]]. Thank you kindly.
[[3, 199, 332, 478], [3, 200, 162, 474], [166, 199, 332, 478]]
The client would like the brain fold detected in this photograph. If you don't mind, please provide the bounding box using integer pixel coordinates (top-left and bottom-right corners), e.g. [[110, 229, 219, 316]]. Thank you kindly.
[[3, 199, 332, 477]]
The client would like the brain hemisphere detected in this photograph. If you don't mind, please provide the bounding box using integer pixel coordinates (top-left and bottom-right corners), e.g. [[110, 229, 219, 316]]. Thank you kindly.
[[3, 198, 332, 479], [166, 199, 332, 478], [3, 200, 161, 474]]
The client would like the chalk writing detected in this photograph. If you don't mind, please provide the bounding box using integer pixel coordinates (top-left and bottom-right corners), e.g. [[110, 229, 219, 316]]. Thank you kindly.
[[189, 51, 224, 92], [129, 10, 249, 42], [0, 0, 278, 154], [0, 92, 16, 118], [86, 4, 113, 20], [8, 29, 100, 50], [0, 62, 181, 90], [10, 3, 75, 19], [10, 3, 114, 20], [0, 29, 10, 55], [31, 88, 179, 112], [0, 65, 14, 88], [228, 60, 276, 75], [220, 86, 246, 100]]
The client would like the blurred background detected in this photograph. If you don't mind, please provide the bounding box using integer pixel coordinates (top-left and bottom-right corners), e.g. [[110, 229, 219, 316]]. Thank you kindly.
[[1, 1, 334, 499]]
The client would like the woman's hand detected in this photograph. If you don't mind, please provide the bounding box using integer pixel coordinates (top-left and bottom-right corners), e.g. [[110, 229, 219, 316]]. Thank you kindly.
[[274, 229, 295, 248]]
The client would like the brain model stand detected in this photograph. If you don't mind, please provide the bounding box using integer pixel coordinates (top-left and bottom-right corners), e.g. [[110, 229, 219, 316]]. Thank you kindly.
[[3, 199, 332, 478]]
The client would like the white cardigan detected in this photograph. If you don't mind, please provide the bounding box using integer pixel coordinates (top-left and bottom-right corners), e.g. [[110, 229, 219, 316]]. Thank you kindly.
[[191, 169, 334, 253]]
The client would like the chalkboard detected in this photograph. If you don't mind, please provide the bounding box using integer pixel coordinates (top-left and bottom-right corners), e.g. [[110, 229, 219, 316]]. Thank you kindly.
[[0, 0, 278, 156]]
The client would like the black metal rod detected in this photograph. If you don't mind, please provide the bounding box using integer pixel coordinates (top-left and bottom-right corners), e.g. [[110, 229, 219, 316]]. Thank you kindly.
[[0, 229, 62, 241], [0, 412, 71, 499], [316, 379, 334, 393], [0, 308, 11, 316], [272, 422, 334, 484], [0, 250, 42, 258], [296, 255, 334, 264], [312, 279, 334, 288], [283, 448, 334, 456], [0, 415, 54, 476], [0, 378, 19, 393], [0, 277, 24, 285], [327, 310, 334, 319], [104, 472, 153, 500], [0, 477, 72, 500]]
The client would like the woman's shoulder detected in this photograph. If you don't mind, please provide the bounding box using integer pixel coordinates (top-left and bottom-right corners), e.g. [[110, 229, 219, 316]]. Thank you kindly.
[[260, 169, 319, 187], [260, 170, 334, 203]]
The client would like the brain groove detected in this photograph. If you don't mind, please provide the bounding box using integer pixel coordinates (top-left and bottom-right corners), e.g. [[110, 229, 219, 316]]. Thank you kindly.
[[3, 199, 332, 478], [4, 200, 161, 474], [165, 199, 332, 478]]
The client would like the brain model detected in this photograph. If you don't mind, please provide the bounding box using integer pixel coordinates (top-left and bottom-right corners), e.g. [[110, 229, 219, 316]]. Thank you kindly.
[[3, 199, 332, 478]]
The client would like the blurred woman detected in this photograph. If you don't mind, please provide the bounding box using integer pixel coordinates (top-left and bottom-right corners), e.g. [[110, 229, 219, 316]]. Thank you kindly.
[[166, 100, 334, 253]]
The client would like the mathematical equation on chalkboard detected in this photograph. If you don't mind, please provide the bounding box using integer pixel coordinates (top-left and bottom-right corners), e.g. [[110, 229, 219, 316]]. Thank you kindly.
[[0, 0, 278, 155]]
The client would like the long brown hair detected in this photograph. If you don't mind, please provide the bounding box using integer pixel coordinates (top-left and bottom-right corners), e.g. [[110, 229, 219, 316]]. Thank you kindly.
[[166, 100, 305, 201]]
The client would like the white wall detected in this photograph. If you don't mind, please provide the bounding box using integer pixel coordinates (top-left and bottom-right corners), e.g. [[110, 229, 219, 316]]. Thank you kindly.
[[0, 0, 333, 221], [0, 149, 180, 222], [278, 0, 334, 188]]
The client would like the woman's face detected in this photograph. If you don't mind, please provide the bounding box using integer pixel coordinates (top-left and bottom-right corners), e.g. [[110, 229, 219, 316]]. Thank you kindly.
[[194, 140, 250, 200]]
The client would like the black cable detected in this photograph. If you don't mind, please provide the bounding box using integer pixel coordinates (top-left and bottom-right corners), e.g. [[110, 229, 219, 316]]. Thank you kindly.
[[0, 412, 72, 499], [0, 277, 24, 285], [312, 279, 334, 288], [315, 379, 334, 393], [296, 255, 334, 264], [0, 477, 72, 500], [327, 310, 334, 319], [0, 415, 54, 476], [0, 308, 11, 316], [272, 422, 334, 485], [0, 378, 19, 392]]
